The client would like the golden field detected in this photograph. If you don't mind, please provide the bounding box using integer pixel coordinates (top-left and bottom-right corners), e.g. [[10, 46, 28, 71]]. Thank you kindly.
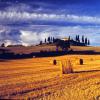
[[1, 45, 100, 54], [0, 55, 100, 100]]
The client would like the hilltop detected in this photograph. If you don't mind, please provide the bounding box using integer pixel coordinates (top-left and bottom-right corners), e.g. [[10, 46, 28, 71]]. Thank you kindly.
[[0, 44, 100, 54]]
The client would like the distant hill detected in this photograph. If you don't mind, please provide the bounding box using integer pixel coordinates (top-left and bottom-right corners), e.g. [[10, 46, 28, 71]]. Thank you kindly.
[[0, 44, 100, 55]]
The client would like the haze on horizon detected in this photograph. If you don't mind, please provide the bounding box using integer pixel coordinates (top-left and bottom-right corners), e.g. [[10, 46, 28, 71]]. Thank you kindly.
[[0, 0, 100, 46]]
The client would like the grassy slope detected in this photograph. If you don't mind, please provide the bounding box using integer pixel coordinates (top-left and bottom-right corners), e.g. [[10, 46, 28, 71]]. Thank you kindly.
[[0, 45, 100, 54], [0, 45, 56, 54], [0, 55, 100, 100], [71, 46, 100, 52]]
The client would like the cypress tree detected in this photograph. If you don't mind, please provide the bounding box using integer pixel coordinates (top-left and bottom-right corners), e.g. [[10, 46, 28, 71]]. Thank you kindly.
[[88, 39, 90, 45], [77, 35, 80, 42], [68, 36, 71, 41], [75, 35, 78, 41], [1, 43, 5, 47], [48, 37, 50, 43], [40, 41, 42, 45], [45, 38, 46, 43], [53, 37, 55, 43], [85, 37, 88, 45], [82, 35, 84, 43]]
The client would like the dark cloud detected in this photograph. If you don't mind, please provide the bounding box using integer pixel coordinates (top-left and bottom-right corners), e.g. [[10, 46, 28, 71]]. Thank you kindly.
[[0, 0, 99, 5], [0, 29, 21, 45]]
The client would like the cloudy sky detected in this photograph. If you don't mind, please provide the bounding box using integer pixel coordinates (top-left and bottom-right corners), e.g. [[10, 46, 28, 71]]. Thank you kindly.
[[0, 0, 100, 46]]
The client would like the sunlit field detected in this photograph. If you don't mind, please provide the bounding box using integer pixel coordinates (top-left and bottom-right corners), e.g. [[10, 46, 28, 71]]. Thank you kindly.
[[0, 55, 100, 100], [1, 46, 100, 54]]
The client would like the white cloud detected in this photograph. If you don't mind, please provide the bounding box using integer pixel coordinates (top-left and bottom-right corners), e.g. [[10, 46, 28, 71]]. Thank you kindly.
[[0, 2, 100, 46], [1, 10, 100, 24], [18, 26, 100, 46], [0, 25, 100, 46], [20, 30, 51, 46], [5, 3, 33, 12]]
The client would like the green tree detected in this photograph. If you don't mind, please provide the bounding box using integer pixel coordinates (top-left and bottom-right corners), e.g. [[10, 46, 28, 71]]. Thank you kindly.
[[48, 37, 50, 43], [82, 35, 84, 43], [45, 38, 46, 43], [88, 39, 90, 45], [68, 36, 71, 41], [85, 37, 88, 45], [40, 41, 42, 45], [77, 35, 80, 42], [75, 35, 78, 41], [1, 43, 5, 47]]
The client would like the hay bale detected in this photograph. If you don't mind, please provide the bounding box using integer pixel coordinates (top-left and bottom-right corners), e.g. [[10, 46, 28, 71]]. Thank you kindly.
[[90, 58, 93, 61], [53, 59, 57, 65], [67, 60, 73, 73], [63, 60, 73, 74], [79, 59, 83, 65], [59, 60, 73, 75]]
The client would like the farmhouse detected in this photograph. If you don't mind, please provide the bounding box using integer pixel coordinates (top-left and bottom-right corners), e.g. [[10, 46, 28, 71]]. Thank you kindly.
[[60, 38, 86, 46]]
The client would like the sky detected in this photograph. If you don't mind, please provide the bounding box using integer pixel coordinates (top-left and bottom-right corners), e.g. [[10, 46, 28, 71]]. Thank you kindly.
[[0, 0, 100, 46]]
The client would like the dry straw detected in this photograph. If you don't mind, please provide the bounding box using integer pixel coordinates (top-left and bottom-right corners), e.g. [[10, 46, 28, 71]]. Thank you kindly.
[[59, 60, 73, 76], [79, 59, 83, 65]]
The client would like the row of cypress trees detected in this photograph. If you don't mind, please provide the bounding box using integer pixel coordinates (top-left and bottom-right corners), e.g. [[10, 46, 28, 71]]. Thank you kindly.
[[42, 35, 90, 46], [74, 35, 90, 45]]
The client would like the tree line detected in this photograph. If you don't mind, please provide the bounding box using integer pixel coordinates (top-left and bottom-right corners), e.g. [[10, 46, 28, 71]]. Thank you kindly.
[[74, 35, 90, 46], [40, 35, 90, 46], [40, 37, 55, 45], [0, 35, 90, 47]]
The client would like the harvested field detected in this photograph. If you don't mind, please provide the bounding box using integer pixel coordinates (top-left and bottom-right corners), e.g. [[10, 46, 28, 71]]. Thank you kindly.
[[0, 55, 100, 100], [0, 45, 100, 54]]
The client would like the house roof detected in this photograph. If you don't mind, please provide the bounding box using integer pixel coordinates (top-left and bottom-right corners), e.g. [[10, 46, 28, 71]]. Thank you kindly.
[[61, 38, 69, 41]]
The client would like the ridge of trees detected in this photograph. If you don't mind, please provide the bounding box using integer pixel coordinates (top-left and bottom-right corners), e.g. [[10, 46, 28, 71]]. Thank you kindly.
[[0, 35, 90, 47], [39, 35, 90, 46]]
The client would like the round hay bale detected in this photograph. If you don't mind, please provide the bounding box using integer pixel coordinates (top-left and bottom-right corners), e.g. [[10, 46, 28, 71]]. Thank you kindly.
[[90, 58, 93, 61], [65, 60, 73, 74], [80, 59, 83, 65], [60, 60, 73, 74], [53, 59, 57, 65]]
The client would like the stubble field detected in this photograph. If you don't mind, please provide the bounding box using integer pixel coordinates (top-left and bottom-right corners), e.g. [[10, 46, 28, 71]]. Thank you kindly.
[[0, 55, 100, 100]]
